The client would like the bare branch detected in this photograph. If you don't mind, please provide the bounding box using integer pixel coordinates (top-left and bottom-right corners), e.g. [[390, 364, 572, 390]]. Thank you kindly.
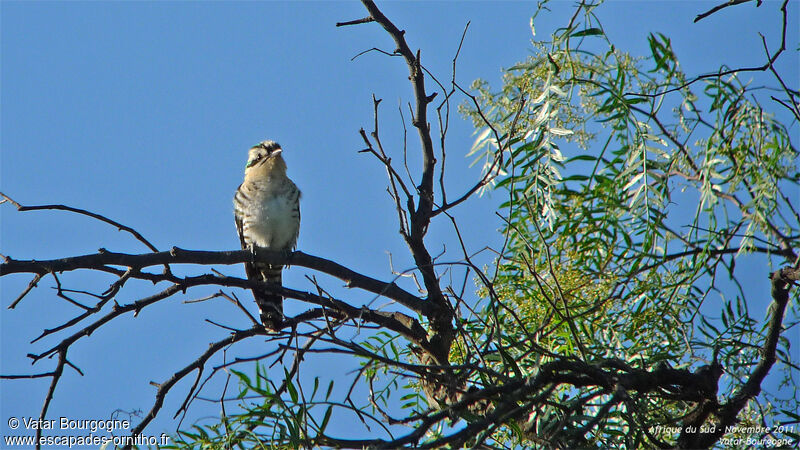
[[8, 273, 42, 309], [351, 0, 454, 367], [679, 267, 799, 448], [124, 327, 262, 449], [1, 192, 162, 255], [1, 248, 427, 315], [631, 0, 788, 99], [335, 16, 375, 27], [694, 0, 761, 23]]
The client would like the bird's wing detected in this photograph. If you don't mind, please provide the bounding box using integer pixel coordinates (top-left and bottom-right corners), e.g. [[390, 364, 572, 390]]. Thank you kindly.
[[290, 183, 301, 250], [235, 190, 261, 284]]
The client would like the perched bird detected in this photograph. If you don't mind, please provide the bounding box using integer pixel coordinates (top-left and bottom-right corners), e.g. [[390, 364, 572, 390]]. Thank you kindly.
[[233, 140, 301, 331]]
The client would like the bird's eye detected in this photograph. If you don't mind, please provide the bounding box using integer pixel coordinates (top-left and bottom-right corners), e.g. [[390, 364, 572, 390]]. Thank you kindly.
[[246, 154, 267, 168]]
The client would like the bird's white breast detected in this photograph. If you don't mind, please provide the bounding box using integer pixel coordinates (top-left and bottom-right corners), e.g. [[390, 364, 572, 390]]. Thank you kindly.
[[244, 181, 299, 250]]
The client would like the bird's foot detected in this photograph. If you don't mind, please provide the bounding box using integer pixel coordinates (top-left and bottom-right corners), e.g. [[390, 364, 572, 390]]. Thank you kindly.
[[282, 249, 293, 268]]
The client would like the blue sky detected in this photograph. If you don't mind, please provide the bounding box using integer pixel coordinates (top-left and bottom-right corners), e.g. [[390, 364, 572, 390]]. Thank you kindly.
[[2, 0, 797, 446]]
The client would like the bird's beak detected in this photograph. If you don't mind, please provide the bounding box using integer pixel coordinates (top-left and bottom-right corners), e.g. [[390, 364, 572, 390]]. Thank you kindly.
[[271, 148, 282, 157]]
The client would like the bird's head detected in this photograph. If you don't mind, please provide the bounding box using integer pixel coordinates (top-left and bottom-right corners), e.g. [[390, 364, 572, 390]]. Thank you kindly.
[[244, 140, 287, 176]]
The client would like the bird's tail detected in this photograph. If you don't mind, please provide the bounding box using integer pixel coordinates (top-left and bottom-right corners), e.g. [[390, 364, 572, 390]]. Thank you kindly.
[[255, 265, 283, 331]]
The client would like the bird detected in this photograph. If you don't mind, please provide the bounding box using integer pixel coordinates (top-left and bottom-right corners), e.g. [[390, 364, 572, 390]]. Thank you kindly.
[[234, 140, 301, 331]]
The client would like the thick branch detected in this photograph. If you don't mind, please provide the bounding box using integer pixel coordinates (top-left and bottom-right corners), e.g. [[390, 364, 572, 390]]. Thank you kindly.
[[311, 357, 724, 448], [677, 267, 799, 448], [1, 247, 427, 315], [354, 0, 453, 365]]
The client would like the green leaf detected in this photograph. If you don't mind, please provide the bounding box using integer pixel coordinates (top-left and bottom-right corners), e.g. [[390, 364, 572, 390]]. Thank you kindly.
[[284, 370, 299, 403], [319, 406, 333, 433], [571, 27, 604, 38]]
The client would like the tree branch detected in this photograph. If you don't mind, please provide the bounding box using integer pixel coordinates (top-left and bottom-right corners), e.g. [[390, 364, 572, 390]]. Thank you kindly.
[[1, 247, 428, 315], [679, 267, 799, 448], [0, 192, 169, 275], [353, 0, 453, 366], [694, 0, 760, 23]]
